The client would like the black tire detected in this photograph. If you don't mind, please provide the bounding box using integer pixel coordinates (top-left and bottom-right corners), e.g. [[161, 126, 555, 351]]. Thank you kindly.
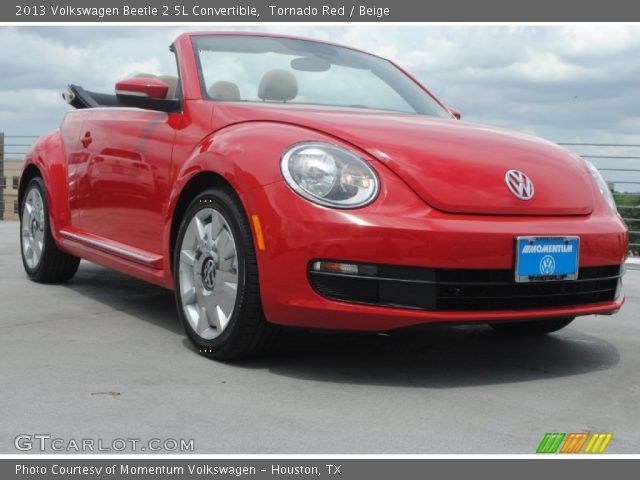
[[20, 177, 80, 283], [489, 317, 575, 336], [173, 187, 275, 360]]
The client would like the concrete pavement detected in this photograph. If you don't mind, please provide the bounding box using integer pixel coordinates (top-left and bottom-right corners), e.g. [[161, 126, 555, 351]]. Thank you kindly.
[[0, 220, 638, 453]]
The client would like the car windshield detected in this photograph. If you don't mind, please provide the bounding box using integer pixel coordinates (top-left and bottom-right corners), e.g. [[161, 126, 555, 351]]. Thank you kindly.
[[192, 35, 449, 117]]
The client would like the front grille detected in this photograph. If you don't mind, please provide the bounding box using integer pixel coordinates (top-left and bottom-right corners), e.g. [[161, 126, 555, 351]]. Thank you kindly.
[[309, 262, 621, 312]]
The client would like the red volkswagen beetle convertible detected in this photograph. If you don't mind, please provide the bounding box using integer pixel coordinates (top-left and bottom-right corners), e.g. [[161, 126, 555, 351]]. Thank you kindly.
[[19, 32, 627, 359]]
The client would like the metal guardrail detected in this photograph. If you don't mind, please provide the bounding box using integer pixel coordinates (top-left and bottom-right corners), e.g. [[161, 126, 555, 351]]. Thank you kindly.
[[2, 135, 38, 158], [559, 143, 640, 253], [2, 136, 640, 253], [1, 135, 41, 219]]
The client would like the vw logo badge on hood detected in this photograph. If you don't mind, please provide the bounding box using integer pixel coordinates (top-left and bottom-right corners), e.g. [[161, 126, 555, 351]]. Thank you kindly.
[[505, 169, 535, 200]]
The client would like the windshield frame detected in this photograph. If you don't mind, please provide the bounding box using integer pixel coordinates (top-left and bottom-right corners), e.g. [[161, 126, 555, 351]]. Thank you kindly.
[[190, 33, 451, 118]]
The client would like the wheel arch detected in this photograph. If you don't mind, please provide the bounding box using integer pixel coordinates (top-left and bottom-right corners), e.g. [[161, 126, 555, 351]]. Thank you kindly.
[[18, 164, 43, 219], [18, 129, 69, 237], [164, 120, 340, 285], [169, 171, 237, 272]]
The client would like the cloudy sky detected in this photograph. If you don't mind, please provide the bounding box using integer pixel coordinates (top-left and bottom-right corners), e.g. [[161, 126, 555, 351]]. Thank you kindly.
[[1, 25, 639, 181]]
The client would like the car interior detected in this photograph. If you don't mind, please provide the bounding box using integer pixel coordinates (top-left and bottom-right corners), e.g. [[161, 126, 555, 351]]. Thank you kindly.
[[64, 67, 300, 109]]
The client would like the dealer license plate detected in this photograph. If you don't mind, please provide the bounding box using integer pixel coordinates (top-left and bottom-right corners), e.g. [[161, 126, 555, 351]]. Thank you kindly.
[[515, 236, 579, 283]]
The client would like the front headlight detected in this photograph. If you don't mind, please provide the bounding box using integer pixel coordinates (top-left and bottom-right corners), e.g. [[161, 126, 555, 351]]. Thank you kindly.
[[281, 142, 379, 208], [585, 160, 617, 212]]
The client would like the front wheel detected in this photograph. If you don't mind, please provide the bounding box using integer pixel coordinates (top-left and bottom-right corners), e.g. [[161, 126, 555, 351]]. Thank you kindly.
[[173, 187, 274, 360], [20, 177, 80, 283], [489, 317, 575, 336]]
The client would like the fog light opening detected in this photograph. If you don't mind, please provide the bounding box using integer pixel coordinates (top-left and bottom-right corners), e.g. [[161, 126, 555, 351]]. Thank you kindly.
[[312, 261, 359, 275], [311, 260, 379, 276]]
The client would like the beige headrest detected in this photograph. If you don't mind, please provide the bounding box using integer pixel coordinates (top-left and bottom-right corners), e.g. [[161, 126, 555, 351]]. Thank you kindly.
[[258, 69, 297, 102], [132, 73, 178, 99], [208, 81, 241, 101], [133, 73, 157, 79], [157, 75, 179, 99]]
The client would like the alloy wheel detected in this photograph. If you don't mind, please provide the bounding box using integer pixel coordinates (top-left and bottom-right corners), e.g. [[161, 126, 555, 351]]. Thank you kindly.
[[178, 207, 239, 340], [21, 188, 45, 270]]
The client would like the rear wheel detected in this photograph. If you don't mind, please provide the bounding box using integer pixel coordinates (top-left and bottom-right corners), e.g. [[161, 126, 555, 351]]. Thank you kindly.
[[173, 187, 274, 360], [20, 177, 80, 283], [489, 317, 575, 336]]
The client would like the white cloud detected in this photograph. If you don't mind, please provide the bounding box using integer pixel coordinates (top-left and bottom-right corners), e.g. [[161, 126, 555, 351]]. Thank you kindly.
[[0, 25, 638, 149]]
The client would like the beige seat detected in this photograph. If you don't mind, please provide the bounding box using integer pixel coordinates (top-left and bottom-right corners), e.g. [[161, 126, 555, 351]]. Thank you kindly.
[[133, 73, 179, 99], [157, 75, 179, 99], [208, 81, 241, 101], [133, 72, 157, 79], [258, 69, 297, 102]]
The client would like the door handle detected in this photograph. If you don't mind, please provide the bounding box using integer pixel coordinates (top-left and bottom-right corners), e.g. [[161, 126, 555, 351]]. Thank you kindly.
[[81, 132, 92, 148]]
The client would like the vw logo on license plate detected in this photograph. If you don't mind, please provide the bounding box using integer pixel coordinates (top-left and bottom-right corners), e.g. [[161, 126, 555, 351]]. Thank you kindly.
[[539, 255, 556, 275]]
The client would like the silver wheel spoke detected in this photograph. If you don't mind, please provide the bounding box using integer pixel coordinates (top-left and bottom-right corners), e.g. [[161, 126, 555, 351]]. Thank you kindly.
[[207, 305, 223, 332], [216, 230, 236, 272], [32, 240, 42, 259], [181, 286, 197, 305], [210, 277, 235, 316], [195, 216, 207, 242], [180, 249, 196, 267], [178, 206, 240, 341], [210, 213, 224, 241], [195, 307, 211, 335], [185, 305, 200, 331], [215, 305, 231, 332]]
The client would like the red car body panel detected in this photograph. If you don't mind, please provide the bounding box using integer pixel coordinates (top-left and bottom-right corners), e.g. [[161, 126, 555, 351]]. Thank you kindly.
[[71, 108, 176, 255], [20, 31, 628, 330], [254, 180, 626, 330], [210, 103, 595, 216]]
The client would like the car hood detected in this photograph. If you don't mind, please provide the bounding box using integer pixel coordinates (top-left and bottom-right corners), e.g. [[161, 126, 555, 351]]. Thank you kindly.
[[217, 104, 594, 215]]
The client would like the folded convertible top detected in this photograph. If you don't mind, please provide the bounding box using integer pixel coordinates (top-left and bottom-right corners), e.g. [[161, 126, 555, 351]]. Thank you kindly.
[[63, 85, 122, 109]]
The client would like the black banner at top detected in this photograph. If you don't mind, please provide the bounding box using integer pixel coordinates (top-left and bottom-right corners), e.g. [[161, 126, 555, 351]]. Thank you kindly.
[[3, 0, 640, 22]]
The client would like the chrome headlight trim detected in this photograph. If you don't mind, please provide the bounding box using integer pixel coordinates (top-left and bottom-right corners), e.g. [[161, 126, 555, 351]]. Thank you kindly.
[[585, 160, 617, 212], [280, 141, 380, 209]]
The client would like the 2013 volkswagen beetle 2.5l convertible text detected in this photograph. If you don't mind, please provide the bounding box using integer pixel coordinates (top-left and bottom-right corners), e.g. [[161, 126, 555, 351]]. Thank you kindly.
[[19, 32, 628, 359]]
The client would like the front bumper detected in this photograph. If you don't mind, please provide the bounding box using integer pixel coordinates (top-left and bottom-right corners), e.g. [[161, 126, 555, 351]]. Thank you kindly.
[[244, 177, 627, 331]]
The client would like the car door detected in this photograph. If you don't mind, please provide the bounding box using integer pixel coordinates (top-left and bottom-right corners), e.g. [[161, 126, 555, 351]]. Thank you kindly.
[[73, 108, 176, 256]]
